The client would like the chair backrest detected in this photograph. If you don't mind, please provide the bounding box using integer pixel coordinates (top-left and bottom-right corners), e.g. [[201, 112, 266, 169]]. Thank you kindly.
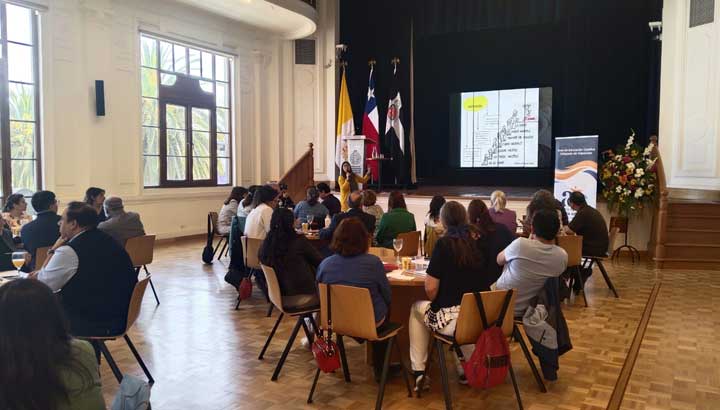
[[318, 283, 379, 340], [241, 236, 262, 269], [260, 264, 284, 311], [424, 225, 439, 257], [125, 235, 156, 267], [35, 246, 51, 268], [369, 247, 394, 258], [608, 226, 620, 254], [125, 276, 151, 333], [397, 231, 421, 257], [556, 235, 583, 267], [454, 290, 516, 345], [209, 212, 220, 236]]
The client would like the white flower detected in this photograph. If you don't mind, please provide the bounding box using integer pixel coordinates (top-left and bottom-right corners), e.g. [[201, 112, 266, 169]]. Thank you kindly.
[[616, 186, 622, 193], [624, 188, 631, 196], [634, 188, 645, 198], [615, 155, 622, 161], [626, 162, 636, 171], [635, 168, 644, 177]]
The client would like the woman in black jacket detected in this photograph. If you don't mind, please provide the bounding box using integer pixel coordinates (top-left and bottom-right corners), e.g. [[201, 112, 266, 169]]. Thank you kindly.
[[258, 208, 323, 307]]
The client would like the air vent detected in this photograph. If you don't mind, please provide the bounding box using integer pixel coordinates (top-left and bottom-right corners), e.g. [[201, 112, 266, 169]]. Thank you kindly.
[[295, 39, 316, 65], [690, 0, 714, 27]]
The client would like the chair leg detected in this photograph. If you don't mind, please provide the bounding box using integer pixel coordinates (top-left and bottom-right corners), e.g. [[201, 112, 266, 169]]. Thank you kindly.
[[508, 362, 524, 410], [271, 316, 304, 381], [375, 336, 394, 410], [336, 335, 351, 382], [259, 312, 284, 360], [211, 236, 224, 259], [393, 336, 413, 397], [124, 335, 155, 385], [147, 277, 160, 306], [98, 340, 123, 383], [218, 239, 228, 261], [235, 296, 241, 310], [307, 367, 322, 404], [596, 259, 619, 298], [513, 325, 546, 393], [435, 339, 452, 410], [575, 266, 588, 307], [300, 315, 315, 345], [267, 304, 274, 317]]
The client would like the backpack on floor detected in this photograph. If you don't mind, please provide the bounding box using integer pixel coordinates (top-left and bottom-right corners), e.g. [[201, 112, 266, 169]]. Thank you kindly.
[[201, 213, 214, 264], [462, 289, 513, 389]]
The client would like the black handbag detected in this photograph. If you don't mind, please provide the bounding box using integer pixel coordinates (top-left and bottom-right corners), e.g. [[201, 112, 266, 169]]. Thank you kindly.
[[201, 214, 214, 264]]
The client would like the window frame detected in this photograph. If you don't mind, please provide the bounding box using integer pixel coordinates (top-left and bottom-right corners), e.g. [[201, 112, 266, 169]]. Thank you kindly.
[[140, 32, 233, 189], [0, 2, 42, 201]]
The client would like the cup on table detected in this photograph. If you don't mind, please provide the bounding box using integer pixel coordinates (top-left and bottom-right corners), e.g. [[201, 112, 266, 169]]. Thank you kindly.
[[401, 257, 412, 271], [301, 222, 309, 233]]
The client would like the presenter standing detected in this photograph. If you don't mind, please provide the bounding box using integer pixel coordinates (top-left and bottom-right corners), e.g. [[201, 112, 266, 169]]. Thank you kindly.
[[338, 161, 371, 212]]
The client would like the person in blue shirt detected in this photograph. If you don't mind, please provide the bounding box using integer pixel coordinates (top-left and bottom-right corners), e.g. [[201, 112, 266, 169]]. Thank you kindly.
[[293, 187, 329, 229], [316, 218, 391, 380]]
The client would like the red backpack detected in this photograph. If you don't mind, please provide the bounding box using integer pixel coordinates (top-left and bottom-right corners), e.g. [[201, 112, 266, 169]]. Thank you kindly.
[[461, 289, 514, 389]]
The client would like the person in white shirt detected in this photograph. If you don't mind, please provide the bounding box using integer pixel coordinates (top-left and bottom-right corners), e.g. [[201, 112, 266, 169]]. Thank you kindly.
[[496, 208, 568, 317], [244, 185, 278, 240]]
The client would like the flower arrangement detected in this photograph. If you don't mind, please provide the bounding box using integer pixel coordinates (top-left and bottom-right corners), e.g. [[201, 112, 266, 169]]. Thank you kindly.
[[600, 131, 658, 216]]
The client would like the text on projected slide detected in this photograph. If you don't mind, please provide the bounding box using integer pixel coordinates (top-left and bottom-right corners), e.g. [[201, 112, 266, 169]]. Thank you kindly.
[[460, 88, 539, 168]]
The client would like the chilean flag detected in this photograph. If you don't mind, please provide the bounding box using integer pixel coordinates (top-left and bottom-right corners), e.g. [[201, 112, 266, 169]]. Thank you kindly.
[[362, 67, 380, 180]]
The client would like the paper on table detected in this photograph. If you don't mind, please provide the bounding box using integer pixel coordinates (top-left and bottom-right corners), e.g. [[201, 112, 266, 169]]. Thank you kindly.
[[386, 270, 415, 281]]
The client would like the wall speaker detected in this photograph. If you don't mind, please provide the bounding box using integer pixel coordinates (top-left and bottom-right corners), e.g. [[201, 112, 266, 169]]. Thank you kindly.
[[95, 80, 105, 116]]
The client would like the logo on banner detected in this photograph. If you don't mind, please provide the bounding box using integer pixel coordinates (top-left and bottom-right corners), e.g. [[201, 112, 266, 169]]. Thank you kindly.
[[554, 136, 599, 221]]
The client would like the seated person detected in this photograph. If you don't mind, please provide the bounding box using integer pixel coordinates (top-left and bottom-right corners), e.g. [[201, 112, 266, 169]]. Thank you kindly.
[[317, 218, 391, 379], [496, 209, 568, 317], [0, 279, 105, 410], [237, 185, 259, 218], [361, 189, 384, 239], [376, 191, 416, 248], [317, 182, 341, 217], [319, 191, 375, 241], [522, 189, 568, 235], [564, 191, 609, 257], [424, 195, 446, 256], [489, 190, 518, 234], [98, 197, 146, 246], [84, 187, 107, 223], [408, 201, 489, 391], [32, 202, 138, 337], [2, 193, 31, 234], [21, 190, 61, 270], [244, 185, 278, 240], [259, 208, 323, 308], [218, 187, 248, 235], [468, 199, 515, 284], [293, 187, 329, 229], [277, 183, 295, 210]]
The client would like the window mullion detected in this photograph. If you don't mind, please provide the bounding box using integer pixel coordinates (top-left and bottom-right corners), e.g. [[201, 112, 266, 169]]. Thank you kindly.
[[0, 4, 13, 200]]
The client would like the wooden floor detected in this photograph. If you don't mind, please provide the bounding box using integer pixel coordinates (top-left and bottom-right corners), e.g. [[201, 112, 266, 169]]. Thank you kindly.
[[98, 238, 720, 409]]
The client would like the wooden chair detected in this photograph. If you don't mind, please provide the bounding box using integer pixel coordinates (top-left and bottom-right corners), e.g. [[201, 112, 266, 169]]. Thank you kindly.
[[556, 235, 587, 307], [258, 264, 319, 381], [424, 225, 439, 257], [84, 276, 154, 385], [581, 227, 620, 298], [307, 284, 412, 409], [431, 290, 546, 410], [369, 247, 394, 258], [35, 246, 50, 269], [240, 236, 273, 315], [397, 230, 421, 257], [125, 235, 159, 305], [208, 211, 229, 260]]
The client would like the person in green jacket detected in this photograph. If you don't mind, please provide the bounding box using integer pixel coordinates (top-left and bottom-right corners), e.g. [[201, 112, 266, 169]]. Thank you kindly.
[[376, 191, 417, 248]]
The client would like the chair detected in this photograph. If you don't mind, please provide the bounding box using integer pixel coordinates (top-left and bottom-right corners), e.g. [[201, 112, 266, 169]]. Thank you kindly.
[[556, 235, 587, 307], [35, 246, 51, 269], [238, 236, 266, 312], [581, 229, 620, 298], [369, 247, 394, 258], [208, 212, 229, 260], [125, 235, 159, 305], [397, 230, 421, 257], [424, 225, 439, 257], [307, 283, 412, 409], [84, 276, 154, 385], [258, 264, 319, 381], [608, 226, 621, 259], [431, 290, 546, 410]]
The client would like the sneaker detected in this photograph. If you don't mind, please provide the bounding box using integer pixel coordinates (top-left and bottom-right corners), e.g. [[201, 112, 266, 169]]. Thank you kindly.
[[413, 373, 430, 392]]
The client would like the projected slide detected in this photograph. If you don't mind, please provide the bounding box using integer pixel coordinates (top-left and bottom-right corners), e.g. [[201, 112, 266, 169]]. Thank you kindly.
[[460, 88, 539, 168]]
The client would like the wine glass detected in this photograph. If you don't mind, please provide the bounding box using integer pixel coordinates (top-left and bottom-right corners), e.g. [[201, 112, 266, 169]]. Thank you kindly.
[[12, 251, 27, 278], [392, 238, 404, 266], [307, 215, 315, 229]]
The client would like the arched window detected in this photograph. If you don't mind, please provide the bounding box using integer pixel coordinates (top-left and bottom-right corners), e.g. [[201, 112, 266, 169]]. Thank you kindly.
[[140, 34, 233, 187]]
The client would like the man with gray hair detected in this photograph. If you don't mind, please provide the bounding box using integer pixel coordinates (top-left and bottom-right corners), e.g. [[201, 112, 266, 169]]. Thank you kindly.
[[97, 196, 146, 245]]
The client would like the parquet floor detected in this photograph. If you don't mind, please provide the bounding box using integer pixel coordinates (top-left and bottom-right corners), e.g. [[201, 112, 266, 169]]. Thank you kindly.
[[97, 238, 720, 409]]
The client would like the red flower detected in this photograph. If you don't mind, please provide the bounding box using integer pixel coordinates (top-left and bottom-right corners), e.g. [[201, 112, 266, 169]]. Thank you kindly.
[[623, 156, 632, 163], [619, 175, 627, 184]]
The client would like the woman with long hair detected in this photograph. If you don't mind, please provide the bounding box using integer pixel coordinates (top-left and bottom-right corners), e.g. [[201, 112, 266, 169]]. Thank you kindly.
[[2, 193, 30, 234], [338, 161, 371, 212], [259, 208, 323, 307], [375, 191, 416, 248], [408, 201, 489, 391], [0, 279, 105, 410], [238, 185, 260, 218], [424, 195, 446, 256], [468, 198, 515, 284], [489, 190, 518, 234], [84, 187, 106, 223], [217, 186, 248, 235]]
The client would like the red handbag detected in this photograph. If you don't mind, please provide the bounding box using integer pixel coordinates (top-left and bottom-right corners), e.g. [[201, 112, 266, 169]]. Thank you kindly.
[[311, 284, 341, 373], [238, 277, 252, 300]]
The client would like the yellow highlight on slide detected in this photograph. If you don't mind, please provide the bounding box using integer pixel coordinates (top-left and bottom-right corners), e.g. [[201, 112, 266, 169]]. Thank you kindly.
[[463, 95, 488, 112]]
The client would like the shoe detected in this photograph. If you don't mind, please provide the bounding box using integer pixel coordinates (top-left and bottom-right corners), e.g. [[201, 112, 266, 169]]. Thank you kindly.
[[413, 373, 430, 392], [458, 374, 468, 385]]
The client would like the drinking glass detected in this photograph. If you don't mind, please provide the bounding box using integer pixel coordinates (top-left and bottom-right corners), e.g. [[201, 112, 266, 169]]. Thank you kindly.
[[307, 215, 315, 228], [12, 251, 27, 278], [392, 238, 404, 266]]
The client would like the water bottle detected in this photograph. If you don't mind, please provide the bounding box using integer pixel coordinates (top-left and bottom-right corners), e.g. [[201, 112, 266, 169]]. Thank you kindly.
[[324, 214, 331, 228], [371, 146, 378, 159]]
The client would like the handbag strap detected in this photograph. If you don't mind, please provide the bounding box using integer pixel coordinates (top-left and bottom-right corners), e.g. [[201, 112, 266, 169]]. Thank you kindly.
[[473, 292, 490, 330], [325, 283, 333, 339]]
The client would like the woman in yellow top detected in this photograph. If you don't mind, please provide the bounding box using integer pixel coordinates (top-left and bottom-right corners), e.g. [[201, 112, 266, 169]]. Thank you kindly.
[[338, 161, 371, 212]]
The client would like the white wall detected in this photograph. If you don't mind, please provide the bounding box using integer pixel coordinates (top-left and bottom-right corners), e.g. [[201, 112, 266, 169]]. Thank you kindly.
[[36, 0, 337, 238], [659, 0, 720, 191]]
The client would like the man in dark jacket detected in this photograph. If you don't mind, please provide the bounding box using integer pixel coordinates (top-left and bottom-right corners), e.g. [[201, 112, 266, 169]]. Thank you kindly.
[[21, 190, 61, 270], [319, 191, 376, 240], [33, 202, 137, 337], [317, 182, 341, 217]]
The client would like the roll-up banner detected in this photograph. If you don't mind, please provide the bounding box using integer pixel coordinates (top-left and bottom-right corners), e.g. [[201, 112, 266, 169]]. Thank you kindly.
[[554, 135, 599, 222]]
